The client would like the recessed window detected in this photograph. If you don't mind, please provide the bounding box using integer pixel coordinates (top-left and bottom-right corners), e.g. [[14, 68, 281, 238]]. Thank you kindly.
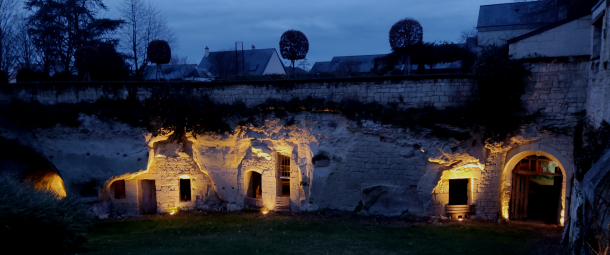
[[278, 154, 290, 177], [180, 179, 191, 202], [112, 180, 126, 199]]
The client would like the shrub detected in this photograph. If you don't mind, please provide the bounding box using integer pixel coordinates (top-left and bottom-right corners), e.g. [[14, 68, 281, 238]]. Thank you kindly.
[[0, 70, 7, 83], [16, 68, 50, 82], [0, 174, 95, 253]]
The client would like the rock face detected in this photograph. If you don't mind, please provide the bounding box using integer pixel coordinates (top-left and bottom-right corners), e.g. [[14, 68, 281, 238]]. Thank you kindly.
[[0, 109, 575, 224]]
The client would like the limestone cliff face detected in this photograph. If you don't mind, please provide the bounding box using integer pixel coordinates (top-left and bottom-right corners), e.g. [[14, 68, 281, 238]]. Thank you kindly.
[[0, 114, 149, 194], [0, 111, 574, 222]]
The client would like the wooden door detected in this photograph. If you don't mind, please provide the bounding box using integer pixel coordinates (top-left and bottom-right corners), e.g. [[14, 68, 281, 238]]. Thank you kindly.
[[510, 174, 530, 220], [139, 180, 157, 215]]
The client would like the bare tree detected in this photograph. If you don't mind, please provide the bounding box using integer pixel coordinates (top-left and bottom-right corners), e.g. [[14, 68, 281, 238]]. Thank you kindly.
[[457, 26, 477, 43], [0, 0, 25, 73], [389, 18, 423, 74], [279, 30, 309, 78], [118, 0, 177, 79]]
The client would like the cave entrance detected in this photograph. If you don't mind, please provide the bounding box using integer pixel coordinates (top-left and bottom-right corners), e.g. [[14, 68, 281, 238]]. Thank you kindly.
[[23, 168, 67, 198], [139, 180, 157, 215], [449, 179, 468, 205], [247, 172, 262, 199], [510, 155, 563, 223], [244, 171, 263, 208], [446, 178, 473, 219]]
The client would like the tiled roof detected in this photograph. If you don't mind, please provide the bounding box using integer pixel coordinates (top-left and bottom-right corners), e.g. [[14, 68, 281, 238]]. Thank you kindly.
[[198, 48, 281, 77], [141, 64, 197, 80]]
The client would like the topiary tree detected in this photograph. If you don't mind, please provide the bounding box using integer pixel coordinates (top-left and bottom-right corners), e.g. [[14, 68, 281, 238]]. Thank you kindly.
[[389, 18, 423, 74], [147, 40, 171, 80], [279, 30, 309, 78]]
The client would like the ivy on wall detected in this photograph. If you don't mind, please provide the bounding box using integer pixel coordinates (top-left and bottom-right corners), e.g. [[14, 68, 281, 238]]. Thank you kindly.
[[573, 119, 610, 180]]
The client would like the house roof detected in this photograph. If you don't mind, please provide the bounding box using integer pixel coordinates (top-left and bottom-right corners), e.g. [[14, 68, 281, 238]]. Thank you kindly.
[[198, 48, 281, 77], [310, 61, 332, 73], [185, 67, 213, 79], [328, 54, 386, 73], [141, 64, 197, 80], [311, 54, 386, 74], [477, 1, 559, 30], [507, 12, 591, 44], [284, 66, 309, 75]]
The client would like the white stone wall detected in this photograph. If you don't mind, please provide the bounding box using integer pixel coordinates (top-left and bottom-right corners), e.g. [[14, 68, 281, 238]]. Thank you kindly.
[[509, 15, 592, 59], [0, 78, 477, 110], [109, 147, 219, 215], [587, 5, 610, 127], [523, 61, 589, 122]]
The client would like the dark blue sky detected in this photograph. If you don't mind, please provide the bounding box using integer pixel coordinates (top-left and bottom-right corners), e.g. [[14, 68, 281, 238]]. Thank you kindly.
[[103, 0, 509, 68]]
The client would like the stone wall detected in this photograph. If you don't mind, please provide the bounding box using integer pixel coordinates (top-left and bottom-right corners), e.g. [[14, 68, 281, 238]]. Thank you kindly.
[[109, 143, 220, 215], [523, 61, 589, 123], [0, 76, 477, 110], [587, 5, 610, 127]]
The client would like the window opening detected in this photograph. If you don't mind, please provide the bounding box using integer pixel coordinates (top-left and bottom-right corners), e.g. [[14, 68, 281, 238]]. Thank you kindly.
[[113, 180, 126, 199], [180, 179, 191, 202], [278, 154, 290, 177], [277, 153, 291, 197]]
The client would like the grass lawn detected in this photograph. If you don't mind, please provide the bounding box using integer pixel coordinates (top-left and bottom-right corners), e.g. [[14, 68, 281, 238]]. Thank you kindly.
[[83, 210, 566, 255]]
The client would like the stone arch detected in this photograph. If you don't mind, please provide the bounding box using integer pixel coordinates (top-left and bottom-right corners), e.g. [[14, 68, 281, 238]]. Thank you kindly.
[[501, 143, 572, 225]]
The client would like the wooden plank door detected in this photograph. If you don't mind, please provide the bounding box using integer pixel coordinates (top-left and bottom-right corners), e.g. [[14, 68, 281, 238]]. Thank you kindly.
[[510, 174, 530, 220], [139, 180, 157, 215]]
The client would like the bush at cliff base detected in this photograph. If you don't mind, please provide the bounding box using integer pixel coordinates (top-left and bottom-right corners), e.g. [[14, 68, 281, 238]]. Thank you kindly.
[[0, 174, 95, 253]]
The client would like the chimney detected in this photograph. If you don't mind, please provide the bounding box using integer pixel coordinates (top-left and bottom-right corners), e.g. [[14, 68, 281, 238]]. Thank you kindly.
[[205, 46, 209, 57], [251, 45, 255, 50]]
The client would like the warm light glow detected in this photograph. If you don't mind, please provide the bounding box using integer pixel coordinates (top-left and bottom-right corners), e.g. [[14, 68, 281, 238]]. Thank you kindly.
[[169, 207, 177, 215], [179, 175, 190, 179], [458, 218, 463, 221]]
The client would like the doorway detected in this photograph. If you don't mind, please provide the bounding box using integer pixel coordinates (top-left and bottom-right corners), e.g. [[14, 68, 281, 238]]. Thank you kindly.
[[510, 155, 562, 223], [449, 179, 469, 205], [139, 180, 157, 215], [246, 172, 262, 199]]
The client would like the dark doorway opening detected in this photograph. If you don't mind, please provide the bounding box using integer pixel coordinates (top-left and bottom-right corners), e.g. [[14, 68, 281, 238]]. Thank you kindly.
[[247, 172, 262, 198], [510, 155, 563, 223], [139, 180, 157, 215], [449, 179, 468, 205], [180, 179, 191, 202], [281, 179, 290, 197], [112, 180, 126, 199]]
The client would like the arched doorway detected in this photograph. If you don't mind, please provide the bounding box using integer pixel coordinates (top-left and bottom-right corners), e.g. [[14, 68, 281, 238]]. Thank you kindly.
[[509, 155, 562, 223], [501, 143, 572, 225]]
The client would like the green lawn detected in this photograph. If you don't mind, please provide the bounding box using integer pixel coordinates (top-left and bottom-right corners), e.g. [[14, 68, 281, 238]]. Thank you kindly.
[[83, 211, 565, 255]]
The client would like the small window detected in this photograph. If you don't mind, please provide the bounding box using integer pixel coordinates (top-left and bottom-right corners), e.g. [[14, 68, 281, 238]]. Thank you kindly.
[[113, 180, 126, 199], [278, 154, 290, 177], [180, 179, 191, 202]]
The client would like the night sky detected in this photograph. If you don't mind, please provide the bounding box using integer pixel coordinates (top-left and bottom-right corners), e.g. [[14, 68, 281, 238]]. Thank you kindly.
[[102, 0, 510, 68]]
